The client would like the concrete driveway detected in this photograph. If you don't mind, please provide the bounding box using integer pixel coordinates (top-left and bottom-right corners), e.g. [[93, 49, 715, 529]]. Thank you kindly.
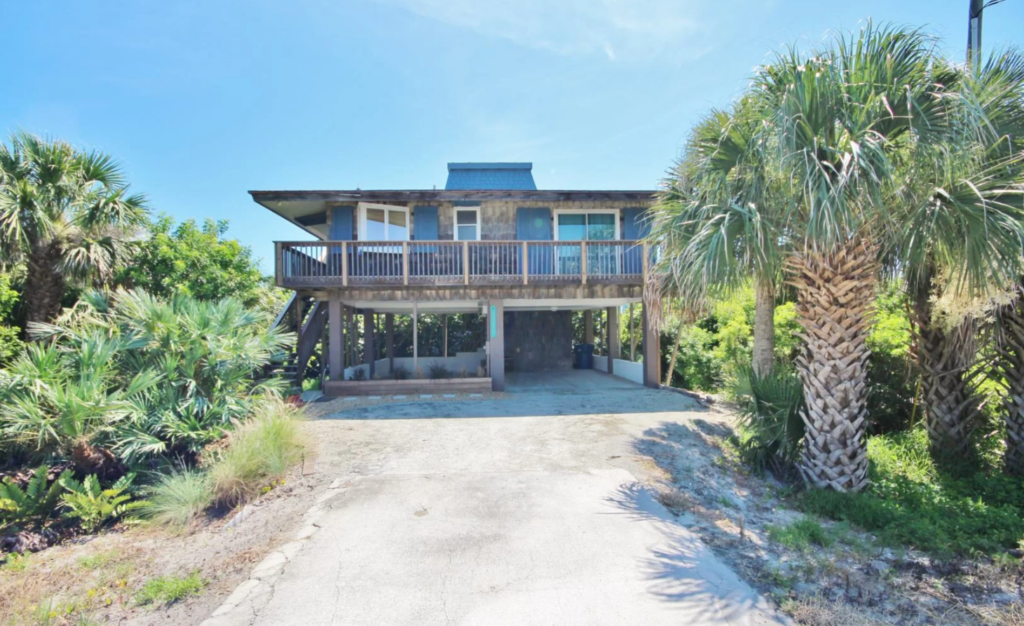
[[204, 371, 786, 626]]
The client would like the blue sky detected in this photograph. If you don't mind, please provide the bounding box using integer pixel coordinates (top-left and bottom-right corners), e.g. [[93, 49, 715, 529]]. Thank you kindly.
[[5, 1, 1024, 273]]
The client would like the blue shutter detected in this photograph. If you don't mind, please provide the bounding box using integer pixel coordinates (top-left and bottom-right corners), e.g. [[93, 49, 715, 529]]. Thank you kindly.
[[413, 206, 439, 240], [623, 208, 649, 239], [516, 208, 552, 275], [622, 208, 648, 275], [329, 206, 354, 240], [516, 207, 552, 240]]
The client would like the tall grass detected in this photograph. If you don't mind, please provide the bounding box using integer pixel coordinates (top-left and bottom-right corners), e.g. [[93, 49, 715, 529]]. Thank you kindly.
[[144, 470, 213, 528], [210, 396, 306, 507]]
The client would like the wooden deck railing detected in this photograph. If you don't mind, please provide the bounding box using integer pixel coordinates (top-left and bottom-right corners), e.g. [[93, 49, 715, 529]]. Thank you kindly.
[[275, 240, 648, 288]]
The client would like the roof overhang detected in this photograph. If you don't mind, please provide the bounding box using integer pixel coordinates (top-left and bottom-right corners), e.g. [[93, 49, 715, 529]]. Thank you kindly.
[[250, 189, 657, 240], [250, 189, 656, 203]]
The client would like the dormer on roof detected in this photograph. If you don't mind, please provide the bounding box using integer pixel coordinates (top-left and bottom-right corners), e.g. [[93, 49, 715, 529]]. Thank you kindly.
[[444, 162, 537, 191]]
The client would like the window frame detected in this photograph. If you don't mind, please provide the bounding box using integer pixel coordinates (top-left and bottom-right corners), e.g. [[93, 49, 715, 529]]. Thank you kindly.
[[453, 206, 481, 241], [552, 209, 620, 241], [357, 202, 410, 241]]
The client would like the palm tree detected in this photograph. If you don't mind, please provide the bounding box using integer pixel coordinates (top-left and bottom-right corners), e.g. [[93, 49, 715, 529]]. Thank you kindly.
[[996, 284, 1024, 475], [895, 50, 1024, 461], [756, 24, 955, 492], [0, 132, 148, 324], [651, 94, 788, 377]]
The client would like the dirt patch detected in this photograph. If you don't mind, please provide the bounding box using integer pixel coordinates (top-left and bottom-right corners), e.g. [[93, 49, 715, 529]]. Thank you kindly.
[[0, 430, 334, 626], [630, 409, 1024, 625]]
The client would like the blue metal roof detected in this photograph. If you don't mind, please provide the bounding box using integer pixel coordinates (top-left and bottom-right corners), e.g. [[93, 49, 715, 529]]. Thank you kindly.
[[445, 162, 537, 190]]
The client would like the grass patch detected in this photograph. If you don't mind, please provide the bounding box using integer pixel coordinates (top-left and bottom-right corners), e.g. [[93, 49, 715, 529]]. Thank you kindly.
[[77, 551, 119, 571], [1, 552, 31, 573], [134, 572, 205, 606], [210, 396, 306, 508], [765, 517, 835, 551], [796, 429, 1024, 558], [144, 470, 213, 528]]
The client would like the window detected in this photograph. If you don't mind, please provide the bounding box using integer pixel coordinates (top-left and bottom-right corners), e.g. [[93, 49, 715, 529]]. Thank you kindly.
[[358, 203, 409, 241], [454, 207, 480, 241], [554, 210, 619, 241]]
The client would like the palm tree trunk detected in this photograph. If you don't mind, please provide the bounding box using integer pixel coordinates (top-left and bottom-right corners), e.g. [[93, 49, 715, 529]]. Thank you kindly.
[[788, 241, 877, 492], [663, 317, 687, 388], [910, 271, 978, 461], [24, 242, 66, 325], [996, 288, 1024, 476], [753, 279, 776, 377]]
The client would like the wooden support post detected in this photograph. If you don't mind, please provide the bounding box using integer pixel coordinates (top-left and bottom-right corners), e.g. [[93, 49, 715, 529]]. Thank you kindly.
[[346, 306, 356, 367], [402, 242, 409, 286], [488, 300, 505, 391], [275, 242, 284, 287], [629, 303, 636, 362], [607, 306, 619, 376], [522, 241, 528, 285], [581, 240, 588, 285], [341, 241, 348, 287], [364, 309, 375, 379], [328, 298, 343, 381], [642, 302, 661, 388], [442, 314, 448, 357], [293, 294, 303, 333], [385, 313, 395, 373], [584, 310, 594, 345], [412, 303, 419, 377], [463, 241, 469, 285]]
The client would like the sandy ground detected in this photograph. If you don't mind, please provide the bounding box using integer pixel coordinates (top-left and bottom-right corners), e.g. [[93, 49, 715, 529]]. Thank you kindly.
[[201, 371, 788, 626], [4, 370, 791, 626]]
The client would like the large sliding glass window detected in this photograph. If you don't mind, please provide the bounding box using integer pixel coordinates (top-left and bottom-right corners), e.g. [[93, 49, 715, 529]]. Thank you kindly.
[[553, 211, 620, 275], [555, 212, 617, 241]]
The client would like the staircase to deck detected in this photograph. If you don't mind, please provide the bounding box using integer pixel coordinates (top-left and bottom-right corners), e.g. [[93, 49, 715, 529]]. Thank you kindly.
[[270, 293, 328, 388]]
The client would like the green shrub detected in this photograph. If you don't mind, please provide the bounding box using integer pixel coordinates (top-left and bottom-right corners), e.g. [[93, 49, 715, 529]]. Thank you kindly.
[[392, 365, 410, 380], [144, 470, 214, 528], [0, 272, 22, 365], [210, 396, 306, 508], [0, 466, 72, 530], [661, 286, 802, 393], [428, 363, 452, 380], [0, 290, 293, 470], [665, 324, 723, 391], [60, 473, 148, 533], [135, 571, 206, 605], [797, 429, 1024, 557], [865, 284, 917, 433], [733, 365, 805, 477]]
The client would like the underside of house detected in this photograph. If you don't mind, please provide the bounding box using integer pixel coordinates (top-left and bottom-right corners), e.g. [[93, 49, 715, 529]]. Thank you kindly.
[[253, 162, 661, 395]]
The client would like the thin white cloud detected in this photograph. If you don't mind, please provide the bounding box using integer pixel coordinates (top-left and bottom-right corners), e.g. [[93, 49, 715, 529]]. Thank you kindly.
[[366, 0, 713, 62]]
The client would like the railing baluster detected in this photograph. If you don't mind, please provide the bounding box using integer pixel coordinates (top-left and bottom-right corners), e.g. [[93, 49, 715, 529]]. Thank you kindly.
[[275, 240, 644, 288]]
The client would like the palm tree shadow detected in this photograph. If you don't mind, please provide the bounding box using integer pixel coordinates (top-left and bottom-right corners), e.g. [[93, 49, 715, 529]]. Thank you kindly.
[[632, 420, 739, 499], [605, 482, 788, 625]]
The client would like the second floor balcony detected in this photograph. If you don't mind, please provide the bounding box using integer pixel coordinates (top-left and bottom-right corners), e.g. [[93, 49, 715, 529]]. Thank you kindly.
[[275, 240, 650, 290]]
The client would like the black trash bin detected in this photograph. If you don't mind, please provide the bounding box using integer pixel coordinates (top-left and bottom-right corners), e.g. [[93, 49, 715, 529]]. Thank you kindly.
[[573, 343, 595, 370]]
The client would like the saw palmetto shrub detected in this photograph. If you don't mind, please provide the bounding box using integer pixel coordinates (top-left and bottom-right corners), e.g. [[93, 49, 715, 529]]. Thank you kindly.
[[732, 364, 805, 479], [0, 289, 293, 474]]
